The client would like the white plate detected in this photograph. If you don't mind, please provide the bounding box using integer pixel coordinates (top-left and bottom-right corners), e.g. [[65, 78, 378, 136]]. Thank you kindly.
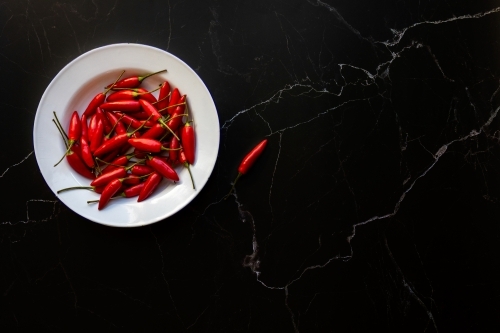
[[33, 43, 219, 227]]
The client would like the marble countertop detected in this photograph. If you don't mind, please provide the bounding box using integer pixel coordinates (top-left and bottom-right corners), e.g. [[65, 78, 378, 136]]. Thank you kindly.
[[2, 1, 500, 331]]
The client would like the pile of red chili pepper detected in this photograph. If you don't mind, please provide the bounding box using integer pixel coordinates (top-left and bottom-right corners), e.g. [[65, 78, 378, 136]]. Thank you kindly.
[[52, 70, 197, 210]]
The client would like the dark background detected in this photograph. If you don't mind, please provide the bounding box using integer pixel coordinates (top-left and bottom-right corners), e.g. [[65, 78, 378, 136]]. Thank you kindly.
[[2, 0, 500, 332]]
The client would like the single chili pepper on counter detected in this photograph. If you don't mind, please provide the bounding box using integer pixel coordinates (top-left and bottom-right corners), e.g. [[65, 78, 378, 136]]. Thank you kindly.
[[226, 139, 268, 198], [105, 69, 167, 89]]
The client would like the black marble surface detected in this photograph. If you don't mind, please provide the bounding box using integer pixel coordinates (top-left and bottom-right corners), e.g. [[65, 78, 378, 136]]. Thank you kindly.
[[2, 0, 500, 332]]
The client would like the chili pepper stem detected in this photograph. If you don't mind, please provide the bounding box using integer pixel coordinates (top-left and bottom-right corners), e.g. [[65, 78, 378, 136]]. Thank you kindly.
[[53, 111, 69, 141], [225, 172, 242, 199], [158, 119, 180, 140], [140, 69, 167, 81], [57, 186, 96, 194], [53, 141, 75, 167], [184, 162, 195, 190], [103, 70, 125, 94]]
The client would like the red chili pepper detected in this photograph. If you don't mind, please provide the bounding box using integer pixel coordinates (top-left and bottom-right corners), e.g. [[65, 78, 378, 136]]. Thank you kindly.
[[79, 114, 95, 168], [100, 154, 132, 174], [106, 87, 158, 103], [227, 139, 268, 198], [156, 81, 171, 111], [165, 95, 186, 133], [96, 107, 112, 135], [139, 99, 162, 122], [105, 111, 127, 135], [66, 145, 95, 180], [138, 172, 162, 202], [89, 117, 104, 153], [100, 100, 141, 113], [83, 93, 106, 117], [141, 123, 166, 140], [179, 149, 195, 189], [128, 137, 164, 153], [180, 121, 195, 165], [90, 167, 127, 187], [98, 178, 123, 210], [93, 119, 147, 158], [121, 174, 143, 185], [130, 164, 153, 176], [54, 111, 81, 167], [166, 88, 180, 116], [82, 70, 125, 117], [122, 183, 145, 198], [146, 155, 179, 181], [106, 69, 167, 89], [169, 133, 180, 163]]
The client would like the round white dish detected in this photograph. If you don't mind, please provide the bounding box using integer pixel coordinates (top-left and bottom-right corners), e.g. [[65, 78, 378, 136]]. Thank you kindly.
[[33, 43, 219, 227]]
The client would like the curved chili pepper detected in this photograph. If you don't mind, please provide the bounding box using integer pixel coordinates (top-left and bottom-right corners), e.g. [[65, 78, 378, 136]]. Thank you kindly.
[[131, 164, 154, 176], [180, 121, 195, 165], [54, 111, 82, 167], [98, 178, 123, 210], [100, 154, 133, 174], [100, 100, 141, 113], [169, 133, 180, 163], [139, 99, 162, 122], [79, 114, 95, 168], [89, 117, 104, 153], [83, 70, 125, 117], [105, 69, 167, 89], [146, 155, 179, 181], [96, 107, 112, 135], [138, 172, 162, 202], [93, 124, 144, 157], [66, 145, 95, 180], [166, 88, 180, 116], [141, 123, 166, 140], [105, 111, 127, 135], [128, 137, 163, 153], [122, 182, 145, 198], [83, 93, 106, 117], [179, 149, 195, 189], [90, 167, 127, 187], [156, 81, 171, 111], [106, 87, 158, 103], [165, 95, 186, 133], [227, 139, 268, 198]]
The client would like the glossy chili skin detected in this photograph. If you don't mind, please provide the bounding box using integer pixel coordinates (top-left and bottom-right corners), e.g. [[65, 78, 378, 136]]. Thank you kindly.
[[66, 145, 95, 180], [169, 133, 180, 163], [138, 172, 162, 202], [238, 139, 268, 174], [106, 69, 167, 89], [68, 111, 82, 145], [131, 164, 154, 176], [105, 111, 127, 135], [156, 81, 171, 111], [90, 167, 127, 187], [128, 138, 163, 153], [180, 122, 195, 165], [166, 88, 180, 116], [79, 114, 95, 168], [98, 178, 122, 210], [93, 133, 129, 158], [139, 99, 162, 122], [100, 100, 141, 113], [122, 182, 145, 198], [83, 93, 105, 117], [141, 123, 166, 140], [89, 118, 104, 153], [146, 156, 179, 181], [165, 95, 186, 132]]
